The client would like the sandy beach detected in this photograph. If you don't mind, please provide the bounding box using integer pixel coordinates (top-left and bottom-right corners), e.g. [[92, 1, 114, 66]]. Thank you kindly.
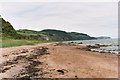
[[0, 42, 118, 79]]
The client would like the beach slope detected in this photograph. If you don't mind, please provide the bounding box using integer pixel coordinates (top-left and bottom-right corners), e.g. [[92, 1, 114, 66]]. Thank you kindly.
[[0, 42, 118, 78]]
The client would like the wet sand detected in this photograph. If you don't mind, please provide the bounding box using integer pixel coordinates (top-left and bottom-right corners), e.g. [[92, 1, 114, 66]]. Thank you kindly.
[[0, 42, 118, 79]]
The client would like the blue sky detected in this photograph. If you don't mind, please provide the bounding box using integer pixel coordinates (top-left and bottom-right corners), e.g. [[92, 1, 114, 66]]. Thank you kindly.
[[1, 2, 118, 38]]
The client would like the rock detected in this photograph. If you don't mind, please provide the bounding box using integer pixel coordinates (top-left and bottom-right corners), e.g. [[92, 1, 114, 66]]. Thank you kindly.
[[15, 55, 26, 61], [95, 44, 100, 46], [0, 67, 4, 73], [17, 76, 31, 80], [20, 49, 28, 53], [57, 70, 64, 75], [76, 47, 81, 49], [2, 55, 8, 57], [95, 44, 111, 47], [1, 67, 11, 73], [75, 75, 78, 78], [12, 52, 19, 55], [78, 42, 83, 44], [55, 42, 65, 46], [70, 41, 74, 43], [57, 69, 68, 75], [0, 66, 12, 73], [99, 51, 105, 53], [53, 44, 57, 46], [87, 45, 100, 49], [33, 47, 49, 55], [68, 42, 77, 46], [3, 60, 17, 66]]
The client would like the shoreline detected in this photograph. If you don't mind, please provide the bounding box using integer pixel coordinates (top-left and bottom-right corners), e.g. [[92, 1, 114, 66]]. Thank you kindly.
[[0, 42, 118, 78], [64, 41, 119, 55]]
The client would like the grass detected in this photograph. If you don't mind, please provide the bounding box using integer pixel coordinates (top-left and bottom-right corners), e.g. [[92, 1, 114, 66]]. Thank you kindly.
[[0, 39, 49, 48]]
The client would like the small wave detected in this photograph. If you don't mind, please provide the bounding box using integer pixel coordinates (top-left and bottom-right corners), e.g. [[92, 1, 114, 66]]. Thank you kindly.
[[76, 39, 119, 55]]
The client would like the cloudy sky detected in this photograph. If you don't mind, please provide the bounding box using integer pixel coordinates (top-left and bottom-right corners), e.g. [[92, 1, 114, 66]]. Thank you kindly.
[[1, 2, 118, 38]]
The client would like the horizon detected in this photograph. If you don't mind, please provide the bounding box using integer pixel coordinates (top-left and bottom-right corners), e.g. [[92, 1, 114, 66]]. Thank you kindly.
[[1, 2, 118, 38]]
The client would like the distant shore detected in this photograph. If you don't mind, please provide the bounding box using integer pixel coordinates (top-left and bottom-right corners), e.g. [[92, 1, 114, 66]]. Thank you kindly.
[[0, 42, 118, 78]]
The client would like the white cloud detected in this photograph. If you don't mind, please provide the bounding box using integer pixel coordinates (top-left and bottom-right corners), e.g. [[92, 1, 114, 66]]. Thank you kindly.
[[1, 2, 118, 38]]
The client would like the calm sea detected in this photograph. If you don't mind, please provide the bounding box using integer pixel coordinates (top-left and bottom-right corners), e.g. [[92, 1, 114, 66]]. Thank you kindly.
[[75, 38, 119, 54]]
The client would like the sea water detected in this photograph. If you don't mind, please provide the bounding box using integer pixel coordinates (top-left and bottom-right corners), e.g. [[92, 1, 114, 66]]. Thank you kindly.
[[76, 39, 119, 54]]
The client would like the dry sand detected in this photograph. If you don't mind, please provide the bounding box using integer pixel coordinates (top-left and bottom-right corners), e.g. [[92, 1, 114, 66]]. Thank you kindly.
[[0, 42, 118, 79]]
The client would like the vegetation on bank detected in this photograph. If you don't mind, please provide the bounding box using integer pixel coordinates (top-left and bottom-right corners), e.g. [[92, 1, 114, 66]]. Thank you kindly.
[[1, 39, 50, 48], [1, 39, 34, 48]]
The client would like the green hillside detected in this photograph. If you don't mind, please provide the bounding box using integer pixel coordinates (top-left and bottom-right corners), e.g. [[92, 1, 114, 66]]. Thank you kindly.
[[69, 32, 96, 40], [40, 29, 96, 41], [0, 18, 24, 39], [1, 17, 96, 41], [40, 29, 72, 41], [0, 17, 97, 47]]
